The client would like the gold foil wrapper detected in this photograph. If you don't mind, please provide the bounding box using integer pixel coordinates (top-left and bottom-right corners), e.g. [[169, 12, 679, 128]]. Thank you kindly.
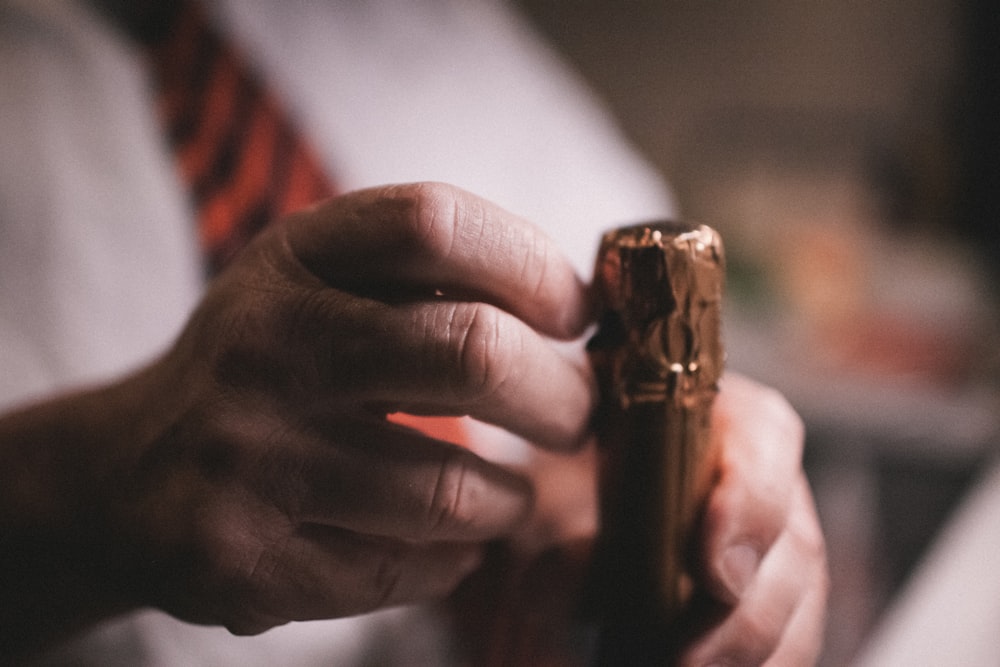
[[587, 221, 725, 660], [592, 223, 724, 411]]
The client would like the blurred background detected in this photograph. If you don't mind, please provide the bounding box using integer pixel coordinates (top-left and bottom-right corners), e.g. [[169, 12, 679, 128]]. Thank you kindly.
[[515, 1, 1000, 664]]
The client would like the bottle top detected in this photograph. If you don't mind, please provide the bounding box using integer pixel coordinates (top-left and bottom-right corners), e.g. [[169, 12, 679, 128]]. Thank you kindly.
[[591, 222, 725, 408]]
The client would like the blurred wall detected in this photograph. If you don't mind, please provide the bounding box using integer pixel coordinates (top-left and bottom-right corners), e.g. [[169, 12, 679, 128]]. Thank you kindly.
[[516, 3, 999, 666], [515, 1, 959, 234]]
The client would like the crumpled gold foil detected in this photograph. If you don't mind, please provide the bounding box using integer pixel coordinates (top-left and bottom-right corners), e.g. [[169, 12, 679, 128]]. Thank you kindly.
[[592, 222, 724, 409], [587, 221, 725, 662]]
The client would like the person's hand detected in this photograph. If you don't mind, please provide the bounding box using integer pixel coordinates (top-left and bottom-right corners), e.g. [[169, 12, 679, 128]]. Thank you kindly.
[[97, 182, 596, 635], [447, 374, 827, 667], [675, 373, 828, 666]]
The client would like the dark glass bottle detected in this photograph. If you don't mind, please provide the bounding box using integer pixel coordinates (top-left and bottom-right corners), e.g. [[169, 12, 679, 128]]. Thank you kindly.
[[585, 222, 726, 664]]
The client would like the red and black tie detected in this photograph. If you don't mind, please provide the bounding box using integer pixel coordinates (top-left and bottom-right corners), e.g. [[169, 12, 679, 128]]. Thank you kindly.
[[141, 1, 467, 444], [144, 0, 335, 276]]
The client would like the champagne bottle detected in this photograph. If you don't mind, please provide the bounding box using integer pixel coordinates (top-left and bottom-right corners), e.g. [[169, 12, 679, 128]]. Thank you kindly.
[[586, 222, 725, 664]]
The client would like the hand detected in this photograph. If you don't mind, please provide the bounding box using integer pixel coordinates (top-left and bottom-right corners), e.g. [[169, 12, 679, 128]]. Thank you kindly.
[[677, 374, 829, 666], [446, 375, 826, 667], [73, 183, 596, 635]]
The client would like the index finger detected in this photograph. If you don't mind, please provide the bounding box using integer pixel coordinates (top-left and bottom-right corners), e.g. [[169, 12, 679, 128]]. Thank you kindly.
[[698, 374, 805, 604], [284, 182, 591, 340]]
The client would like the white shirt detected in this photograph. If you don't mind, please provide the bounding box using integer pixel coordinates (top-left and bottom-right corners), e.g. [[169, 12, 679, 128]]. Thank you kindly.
[[0, 0, 674, 664]]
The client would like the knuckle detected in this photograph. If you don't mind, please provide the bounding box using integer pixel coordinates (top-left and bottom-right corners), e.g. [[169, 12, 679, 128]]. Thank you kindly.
[[198, 529, 253, 591], [281, 287, 383, 397], [193, 505, 272, 586], [208, 300, 306, 395], [447, 303, 518, 404], [197, 526, 296, 632], [369, 545, 406, 609], [224, 615, 280, 637], [758, 385, 805, 446], [279, 290, 341, 380], [398, 181, 463, 257], [426, 449, 477, 537]]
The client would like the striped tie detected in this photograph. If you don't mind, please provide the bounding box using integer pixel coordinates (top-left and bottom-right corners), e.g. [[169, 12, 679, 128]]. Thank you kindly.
[[142, 2, 466, 445], [144, 0, 335, 276], [143, 2, 467, 445]]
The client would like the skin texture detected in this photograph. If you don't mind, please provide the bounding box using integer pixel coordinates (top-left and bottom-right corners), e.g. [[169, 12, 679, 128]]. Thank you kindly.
[[679, 375, 828, 666], [0, 183, 827, 663]]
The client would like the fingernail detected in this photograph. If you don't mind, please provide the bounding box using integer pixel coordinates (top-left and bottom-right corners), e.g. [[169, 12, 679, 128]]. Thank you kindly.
[[721, 543, 760, 600]]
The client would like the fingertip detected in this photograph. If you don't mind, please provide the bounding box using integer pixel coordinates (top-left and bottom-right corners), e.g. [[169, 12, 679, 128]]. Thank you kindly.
[[553, 273, 594, 340], [452, 542, 487, 580], [489, 464, 537, 528]]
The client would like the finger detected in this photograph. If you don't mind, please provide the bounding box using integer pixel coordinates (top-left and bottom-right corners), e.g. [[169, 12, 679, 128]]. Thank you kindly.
[[764, 561, 829, 667], [699, 374, 805, 603], [284, 182, 590, 339], [294, 293, 595, 450], [680, 476, 827, 666], [370, 300, 596, 449], [262, 417, 534, 542], [267, 526, 486, 622]]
